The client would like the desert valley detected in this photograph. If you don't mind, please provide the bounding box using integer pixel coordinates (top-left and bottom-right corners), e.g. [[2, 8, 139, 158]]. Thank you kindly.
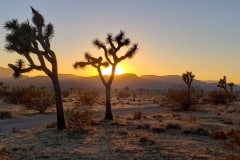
[[1, 67, 240, 159]]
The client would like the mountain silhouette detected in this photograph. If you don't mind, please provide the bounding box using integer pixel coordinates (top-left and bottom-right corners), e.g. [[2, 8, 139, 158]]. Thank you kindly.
[[0, 67, 237, 91]]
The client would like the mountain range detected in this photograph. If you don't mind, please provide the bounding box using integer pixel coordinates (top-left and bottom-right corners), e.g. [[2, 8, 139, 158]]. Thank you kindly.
[[0, 67, 237, 91]]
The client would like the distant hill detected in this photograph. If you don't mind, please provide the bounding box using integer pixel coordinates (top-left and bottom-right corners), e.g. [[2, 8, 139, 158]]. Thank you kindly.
[[0, 67, 239, 91], [0, 67, 14, 79]]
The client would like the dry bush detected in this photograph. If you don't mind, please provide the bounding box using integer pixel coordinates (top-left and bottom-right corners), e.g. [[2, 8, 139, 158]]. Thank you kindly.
[[139, 136, 155, 145], [111, 116, 131, 126], [61, 90, 70, 98], [2, 87, 28, 104], [164, 120, 183, 130], [2, 86, 54, 113], [182, 126, 208, 136], [23, 89, 55, 114], [0, 111, 12, 119], [65, 107, 94, 133], [76, 90, 99, 106], [225, 130, 240, 149], [116, 88, 131, 100], [0, 144, 11, 160], [165, 86, 203, 110], [133, 111, 143, 120], [208, 90, 228, 104]]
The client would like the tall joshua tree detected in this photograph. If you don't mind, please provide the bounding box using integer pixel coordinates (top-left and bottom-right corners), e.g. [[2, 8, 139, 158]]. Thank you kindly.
[[228, 82, 234, 102], [228, 82, 234, 94], [4, 7, 66, 129], [182, 71, 195, 110], [217, 76, 227, 92], [74, 31, 138, 120]]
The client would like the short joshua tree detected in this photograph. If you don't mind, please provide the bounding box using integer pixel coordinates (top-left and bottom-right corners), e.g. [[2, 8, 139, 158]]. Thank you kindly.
[[74, 31, 138, 120], [217, 76, 228, 93], [182, 71, 195, 110], [4, 7, 66, 129], [228, 82, 234, 102]]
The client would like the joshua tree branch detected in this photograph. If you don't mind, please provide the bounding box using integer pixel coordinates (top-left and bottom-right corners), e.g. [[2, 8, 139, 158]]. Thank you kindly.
[[97, 66, 107, 86], [94, 39, 113, 65]]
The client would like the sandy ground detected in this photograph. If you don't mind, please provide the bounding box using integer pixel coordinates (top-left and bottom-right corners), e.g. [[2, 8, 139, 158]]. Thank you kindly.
[[0, 99, 240, 159]]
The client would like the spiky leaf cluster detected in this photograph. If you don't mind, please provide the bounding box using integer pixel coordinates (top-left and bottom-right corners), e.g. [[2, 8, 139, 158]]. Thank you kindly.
[[92, 30, 138, 65], [74, 31, 138, 85], [182, 71, 195, 88], [4, 7, 55, 78], [217, 76, 227, 90]]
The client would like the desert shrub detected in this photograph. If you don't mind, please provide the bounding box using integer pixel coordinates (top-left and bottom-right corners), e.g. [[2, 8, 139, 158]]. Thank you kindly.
[[165, 85, 203, 110], [133, 111, 143, 120], [208, 90, 228, 104], [76, 90, 99, 106], [166, 122, 182, 130], [2, 86, 54, 113], [116, 88, 130, 100], [0, 111, 12, 119], [61, 90, 70, 98], [2, 87, 28, 104], [65, 106, 94, 132], [20, 88, 55, 113], [30, 92, 55, 113]]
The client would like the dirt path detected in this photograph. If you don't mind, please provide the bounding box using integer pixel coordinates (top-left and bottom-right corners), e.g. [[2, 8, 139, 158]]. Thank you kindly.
[[0, 106, 166, 133]]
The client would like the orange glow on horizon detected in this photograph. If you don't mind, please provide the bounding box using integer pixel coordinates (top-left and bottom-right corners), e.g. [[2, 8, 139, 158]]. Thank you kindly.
[[102, 66, 125, 75]]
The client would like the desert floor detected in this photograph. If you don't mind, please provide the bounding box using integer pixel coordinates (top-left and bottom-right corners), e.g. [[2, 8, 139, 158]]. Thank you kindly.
[[0, 98, 240, 160]]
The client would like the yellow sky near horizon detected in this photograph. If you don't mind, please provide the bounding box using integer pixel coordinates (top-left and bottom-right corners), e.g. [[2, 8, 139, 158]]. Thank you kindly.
[[1, 1, 240, 84]]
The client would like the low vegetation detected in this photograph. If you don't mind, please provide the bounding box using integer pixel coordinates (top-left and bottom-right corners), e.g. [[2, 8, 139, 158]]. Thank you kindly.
[[65, 107, 94, 133], [1, 86, 54, 114], [0, 111, 12, 119], [164, 85, 203, 110]]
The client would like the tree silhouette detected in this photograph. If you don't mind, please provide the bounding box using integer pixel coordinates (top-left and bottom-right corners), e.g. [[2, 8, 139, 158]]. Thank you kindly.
[[182, 71, 195, 110], [228, 82, 234, 94], [217, 76, 231, 102], [228, 82, 234, 102], [217, 76, 228, 92], [74, 31, 138, 120], [4, 7, 66, 129]]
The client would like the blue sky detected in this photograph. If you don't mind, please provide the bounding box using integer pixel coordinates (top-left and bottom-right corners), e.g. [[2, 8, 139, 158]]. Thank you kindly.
[[1, 0, 240, 83]]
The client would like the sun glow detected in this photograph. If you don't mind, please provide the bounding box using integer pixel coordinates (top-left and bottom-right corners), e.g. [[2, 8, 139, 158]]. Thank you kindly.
[[102, 66, 125, 75]]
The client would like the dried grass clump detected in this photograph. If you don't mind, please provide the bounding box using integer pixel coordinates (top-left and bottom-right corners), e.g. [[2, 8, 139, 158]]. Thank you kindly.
[[76, 90, 99, 106], [164, 120, 183, 130], [133, 111, 143, 120], [164, 86, 203, 110], [151, 125, 165, 133], [208, 90, 228, 104], [0, 144, 11, 160], [111, 117, 130, 126], [139, 136, 155, 144], [182, 126, 208, 136], [65, 107, 94, 133], [0, 111, 12, 119]]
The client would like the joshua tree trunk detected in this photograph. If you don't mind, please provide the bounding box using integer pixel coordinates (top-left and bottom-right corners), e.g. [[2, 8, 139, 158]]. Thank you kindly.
[[74, 31, 138, 120], [51, 73, 66, 129], [105, 85, 113, 120], [185, 86, 191, 110]]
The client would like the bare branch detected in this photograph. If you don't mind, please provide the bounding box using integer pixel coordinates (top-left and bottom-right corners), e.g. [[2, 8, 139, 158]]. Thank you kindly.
[[93, 39, 113, 65], [73, 61, 90, 68], [119, 44, 138, 62]]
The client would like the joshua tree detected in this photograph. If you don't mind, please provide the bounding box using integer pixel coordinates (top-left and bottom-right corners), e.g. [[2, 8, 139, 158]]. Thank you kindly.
[[74, 31, 138, 120], [4, 7, 66, 129], [228, 82, 234, 102], [182, 71, 195, 110], [217, 76, 228, 93], [228, 82, 234, 94]]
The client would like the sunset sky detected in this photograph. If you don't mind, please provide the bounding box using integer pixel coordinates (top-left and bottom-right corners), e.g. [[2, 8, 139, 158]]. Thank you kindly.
[[0, 0, 240, 83]]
